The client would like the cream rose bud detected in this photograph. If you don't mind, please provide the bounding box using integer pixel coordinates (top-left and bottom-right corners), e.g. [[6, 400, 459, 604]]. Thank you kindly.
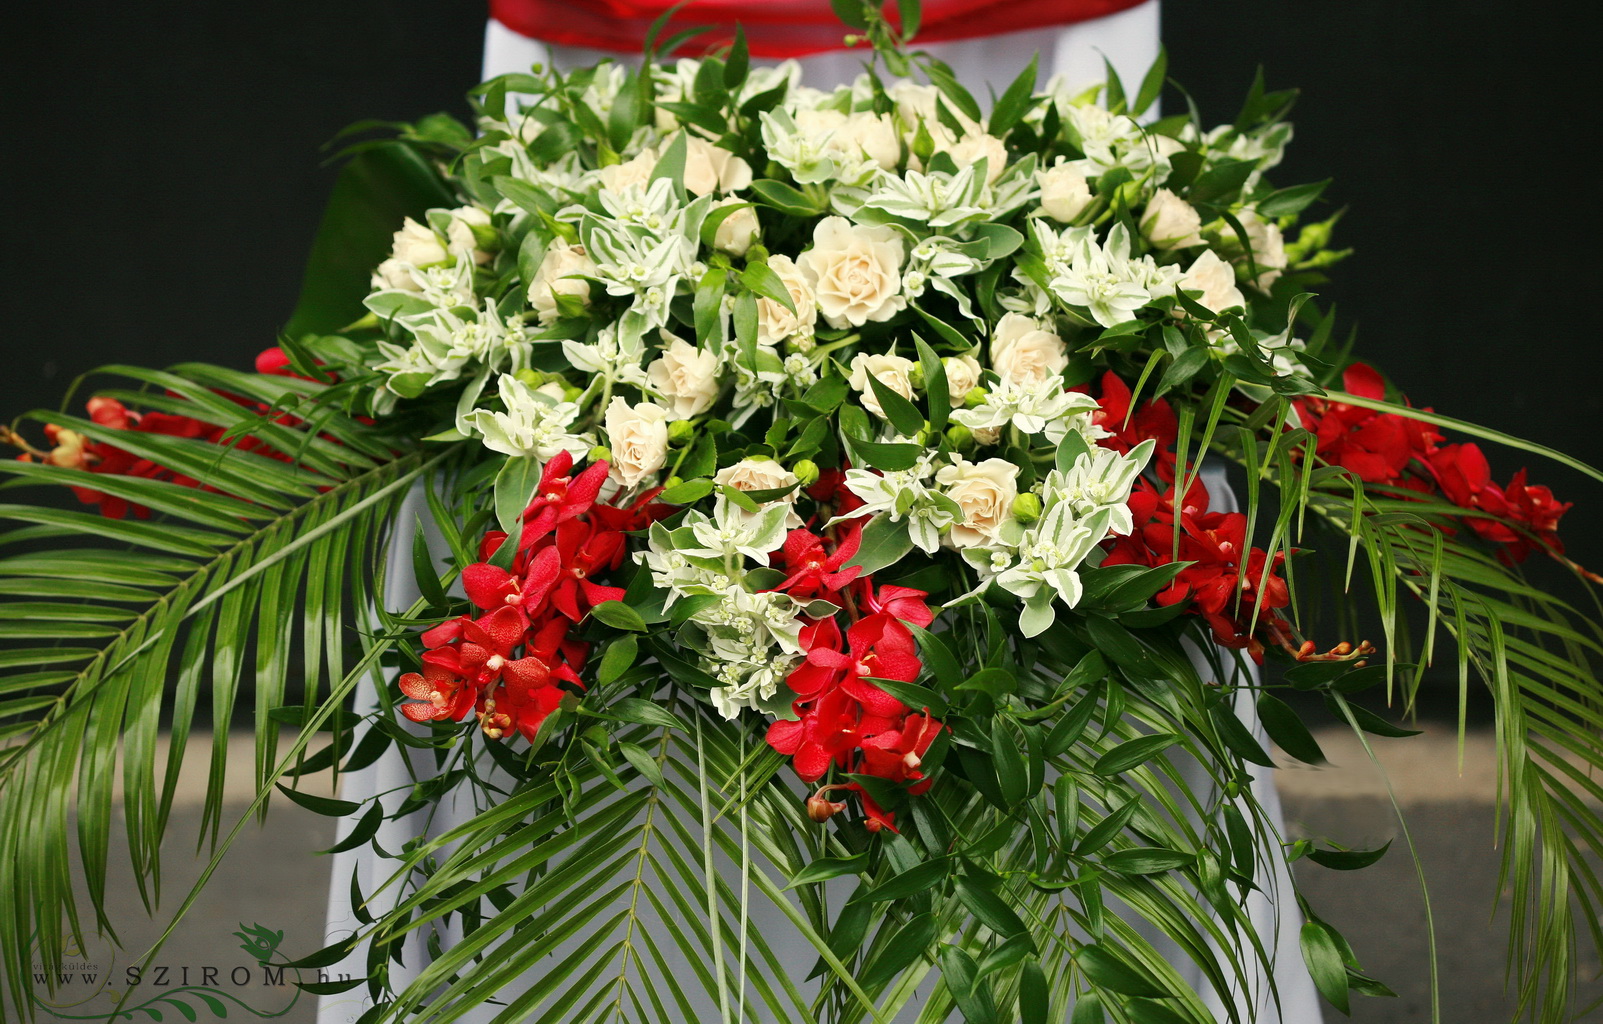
[[990, 313, 1068, 387], [446, 206, 496, 265], [949, 134, 1008, 185], [1180, 250, 1246, 314], [848, 352, 917, 419], [941, 353, 983, 398], [711, 199, 760, 257], [1140, 189, 1204, 249], [682, 136, 754, 196], [603, 397, 670, 488], [1036, 162, 1092, 223], [756, 254, 818, 346], [646, 336, 721, 417], [796, 217, 906, 328], [596, 149, 657, 193], [1237, 209, 1288, 290], [528, 243, 597, 324], [391, 218, 447, 267], [715, 457, 799, 495], [935, 457, 1019, 547], [371, 257, 419, 292], [844, 112, 901, 170]]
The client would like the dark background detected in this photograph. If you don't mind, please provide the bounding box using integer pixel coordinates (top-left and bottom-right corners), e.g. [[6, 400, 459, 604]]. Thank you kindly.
[[3, 2, 1599, 697]]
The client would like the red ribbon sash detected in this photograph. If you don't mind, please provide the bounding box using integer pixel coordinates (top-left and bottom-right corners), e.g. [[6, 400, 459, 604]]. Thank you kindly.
[[490, 0, 1147, 59]]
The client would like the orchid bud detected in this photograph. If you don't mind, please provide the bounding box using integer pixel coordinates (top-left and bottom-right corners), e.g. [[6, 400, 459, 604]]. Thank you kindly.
[[963, 387, 987, 408], [907, 362, 926, 391], [667, 419, 696, 447], [587, 445, 613, 465], [806, 795, 846, 823], [1010, 492, 1042, 525], [514, 368, 546, 387], [664, 475, 684, 489], [944, 424, 974, 452], [792, 459, 820, 486]]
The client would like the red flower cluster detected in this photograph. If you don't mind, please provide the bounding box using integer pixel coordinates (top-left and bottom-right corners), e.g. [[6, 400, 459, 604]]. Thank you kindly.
[[1085, 371, 1292, 658], [9, 347, 321, 519], [1428, 443, 1572, 561], [18, 396, 229, 519], [1081, 370, 1180, 479], [764, 526, 944, 832], [1103, 475, 1291, 660], [1296, 362, 1572, 564], [397, 454, 662, 742]]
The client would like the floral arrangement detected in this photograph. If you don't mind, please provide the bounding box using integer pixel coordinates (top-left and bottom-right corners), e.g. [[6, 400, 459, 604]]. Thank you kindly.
[[4, 6, 1601, 1023]]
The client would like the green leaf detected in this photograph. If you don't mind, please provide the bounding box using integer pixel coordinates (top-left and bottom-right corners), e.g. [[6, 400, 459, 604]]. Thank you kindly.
[[1257, 692, 1326, 764], [1300, 920, 1351, 1014], [1257, 179, 1331, 218], [1092, 733, 1177, 776], [954, 876, 1028, 940], [829, 0, 868, 29], [842, 515, 916, 579], [1131, 47, 1168, 117], [750, 179, 826, 216], [860, 911, 936, 987], [987, 54, 1040, 138], [1077, 943, 1164, 997], [741, 261, 798, 316], [1102, 847, 1194, 875], [866, 374, 926, 437], [597, 635, 638, 686], [658, 479, 716, 505], [913, 335, 951, 434], [856, 857, 949, 903], [787, 853, 869, 888], [1018, 957, 1048, 1024], [604, 697, 684, 731], [274, 784, 360, 818], [589, 600, 648, 632], [1307, 840, 1392, 871], [284, 144, 455, 338]]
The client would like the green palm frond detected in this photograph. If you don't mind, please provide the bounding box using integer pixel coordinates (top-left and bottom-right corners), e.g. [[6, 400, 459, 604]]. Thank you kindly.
[[307, 633, 1302, 1024], [1220, 396, 1603, 1024], [0, 364, 442, 1021]]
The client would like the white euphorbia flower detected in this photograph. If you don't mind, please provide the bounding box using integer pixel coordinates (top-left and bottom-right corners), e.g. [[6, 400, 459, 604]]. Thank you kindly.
[[646, 334, 721, 417], [464, 375, 592, 461], [1042, 440, 1154, 536], [994, 505, 1113, 637], [755, 254, 818, 347], [952, 378, 1100, 443], [595, 178, 689, 238], [990, 313, 1068, 387], [863, 165, 989, 228], [410, 259, 477, 312], [686, 497, 791, 564], [844, 458, 958, 554], [603, 397, 671, 488], [847, 352, 917, 419], [905, 236, 984, 316], [562, 323, 650, 390], [1045, 223, 1177, 328], [935, 457, 1019, 548], [796, 217, 906, 328]]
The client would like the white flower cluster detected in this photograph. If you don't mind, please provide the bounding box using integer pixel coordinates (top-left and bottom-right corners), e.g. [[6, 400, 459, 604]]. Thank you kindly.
[[636, 495, 808, 718]]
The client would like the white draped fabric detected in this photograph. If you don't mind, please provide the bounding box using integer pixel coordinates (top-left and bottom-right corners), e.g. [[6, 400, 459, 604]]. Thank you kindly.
[[319, 8, 1322, 1021]]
